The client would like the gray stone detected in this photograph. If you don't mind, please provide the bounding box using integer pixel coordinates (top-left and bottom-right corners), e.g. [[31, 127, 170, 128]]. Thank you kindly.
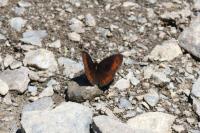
[[22, 97, 54, 112], [39, 86, 54, 98], [127, 112, 176, 133], [9, 17, 27, 32], [58, 57, 83, 78], [3, 93, 12, 105], [148, 39, 182, 61], [152, 72, 170, 85], [20, 30, 48, 46], [12, 7, 25, 15], [178, 16, 200, 59], [113, 78, 130, 91], [47, 79, 60, 91], [85, 13, 96, 27], [144, 89, 159, 107], [67, 81, 103, 102], [0, 0, 8, 7], [10, 60, 22, 69], [0, 33, 6, 40], [18, 0, 31, 7], [68, 32, 81, 42], [92, 115, 134, 133], [126, 71, 140, 86], [192, 97, 200, 118], [21, 102, 93, 133], [172, 124, 185, 132], [0, 67, 30, 93], [28, 86, 37, 96], [191, 77, 200, 98], [23, 49, 58, 72], [0, 79, 9, 95], [194, 0, 200, 10]]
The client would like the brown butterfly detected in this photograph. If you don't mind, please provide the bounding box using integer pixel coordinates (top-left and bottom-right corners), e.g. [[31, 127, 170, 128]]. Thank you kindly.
[[82, 51, 123, 87]]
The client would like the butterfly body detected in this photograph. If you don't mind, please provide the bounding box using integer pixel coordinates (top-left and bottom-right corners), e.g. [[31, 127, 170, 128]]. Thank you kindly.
[[82, 51, 123, 87]]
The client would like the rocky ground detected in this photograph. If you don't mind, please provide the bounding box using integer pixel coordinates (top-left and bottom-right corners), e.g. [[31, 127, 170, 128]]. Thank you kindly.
[[0, 0, 200, 133]]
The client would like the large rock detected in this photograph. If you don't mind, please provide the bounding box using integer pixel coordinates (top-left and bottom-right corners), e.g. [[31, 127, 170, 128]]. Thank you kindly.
[[21, 102, 93, 133], [0, 67, 30, 93], [23, 49, 58, 73], [92, 115, 134, 133], [127, 112, 176, 133], [148, 39, 182, 61], [178, 16, 200, 59]]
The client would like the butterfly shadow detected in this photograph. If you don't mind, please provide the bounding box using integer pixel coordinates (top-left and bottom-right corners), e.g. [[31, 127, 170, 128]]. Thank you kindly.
[[71, 74, 112, 91]]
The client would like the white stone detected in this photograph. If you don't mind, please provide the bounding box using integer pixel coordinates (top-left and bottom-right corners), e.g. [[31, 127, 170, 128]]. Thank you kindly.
[[0, 33, 6, 40], [48, 40, 61, 48], [20, 30, 48, 46], [127, 112, 176, 133], [144, 89, 159, 107], [0, 0, 8, 7], [3, 54, 14, 68], [23, 49, 58, 72], [68, 32, 81, 42], [148, 39, 182, 61], [9, 17, 27, 32], [113, 78, 130, 91], [58, 57, 83, 78], [39, 86, 54, 98], [191, 77, 200, 98], [18, 0, 31, 7], [69, 18, 85, 33], [0, 79, 9, 95], [21, 102, 93, 133], [126, 71, 140, 86]]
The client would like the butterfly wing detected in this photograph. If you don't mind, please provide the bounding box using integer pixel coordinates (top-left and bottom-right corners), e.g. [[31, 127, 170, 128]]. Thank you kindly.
[[82, 51, 96, 85], [96, 54, 123, 87]]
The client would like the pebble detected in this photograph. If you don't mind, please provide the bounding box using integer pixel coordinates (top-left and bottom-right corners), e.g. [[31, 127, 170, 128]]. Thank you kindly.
[[0, 33, 6, 40], [92, 115, 134, 133], [12, 7, 25, 15], [3, 93, 12, 105], [194, 0, 200, 10], [0, 79, 9, 95], [152, 72, 170, 85], [67, 81, 103, 102], [144, 89, 159, 107], [118, 97, 132, 109], [21, 102, 93, 133], [0, 67, 30, 93], [127, 112, 176, 133], [148, 39, 182, 61], [113, 78, 130, 91], [9, 17, 27, 32], [28, 86, 37, 96], [172, 124, 185, 132], [18, 0, 31, 7], [48, 40, 61, 48], [47, 79, 60, 91], [191, 77, 200, 98], [23, 49, 58, 73], [3, 54, 14, 68], [10, 60, 22, 69], [39, 86, 54, 98], [0, 0, 8, 7], [178, 16, 200, 59], [85, 13, 96, 27], [126, 71, 140, 86], [22, 97, 53, 112], [192, 97, 200, 118], [20, 30, 48, 46], [68, 32, 81, 42], [69, 18, 85, 33], [58, 57, 83, 78]]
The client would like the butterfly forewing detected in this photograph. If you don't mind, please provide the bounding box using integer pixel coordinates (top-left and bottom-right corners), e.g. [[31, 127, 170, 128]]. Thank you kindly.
[[82, 51, 96, 85], [96, 54, 123, 87]]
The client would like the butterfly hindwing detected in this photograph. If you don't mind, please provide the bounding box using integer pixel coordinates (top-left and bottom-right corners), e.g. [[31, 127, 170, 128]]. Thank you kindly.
[[96, 54, 123, 87], [82, 51, 96, 85]]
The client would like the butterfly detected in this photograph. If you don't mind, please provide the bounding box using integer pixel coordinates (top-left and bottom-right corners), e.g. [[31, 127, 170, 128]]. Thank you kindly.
[[82, 51, 123, 87]]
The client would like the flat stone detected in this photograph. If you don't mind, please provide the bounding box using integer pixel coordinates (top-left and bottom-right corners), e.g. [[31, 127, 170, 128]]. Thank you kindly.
[[48, 40, 61, 48], [178, 16, 200, 59], [192, 97, 200, 118], [28, 86, 37, 96], [0, 79, 9, 95], [10, 60, 22, 69], [20, 30, 48, 46], [12, 7, 25, 15], [194, 0, 200, 10], [126, 71, 140, 86], [118, 97, 132, 109], [23, 49, 58, 72], [39, 86, 54, 98], [18, 0, 31, 7], [92, 115, 134, 133], [58, 57, 83, 78], [152, 72, 170, 85], [113, 78, 130, 91], [69, 18, 85, 33], [67, 81, 103, 102], [127, 112, 176, 133], [9, 17, 27, 32], [68, 32, 81, 42], [148, 39, 182, 61], [3, 54, 14, 68], [0, 33, 6, 40], [0, 67, 30, 93], [22, 97, 54, 112], [21, 102, 93, 133]]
